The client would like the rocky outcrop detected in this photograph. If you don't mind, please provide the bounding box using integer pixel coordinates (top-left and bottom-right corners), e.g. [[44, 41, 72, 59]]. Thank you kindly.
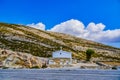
[[0, 49, 48, 69]]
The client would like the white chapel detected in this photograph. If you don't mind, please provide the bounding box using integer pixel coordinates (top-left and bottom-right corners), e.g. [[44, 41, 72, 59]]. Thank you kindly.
[[49, 47, 72, 66]]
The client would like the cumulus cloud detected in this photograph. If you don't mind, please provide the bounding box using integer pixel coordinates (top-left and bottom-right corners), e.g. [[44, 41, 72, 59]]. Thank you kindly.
[[49, 19, 120, 43], [49, 19, 85, 36], [86, 22, 105, 32], [27, 22, 45, 30]]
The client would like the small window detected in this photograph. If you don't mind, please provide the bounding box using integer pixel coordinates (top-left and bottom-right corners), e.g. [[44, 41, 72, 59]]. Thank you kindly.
[[60, 53, 62, 55]]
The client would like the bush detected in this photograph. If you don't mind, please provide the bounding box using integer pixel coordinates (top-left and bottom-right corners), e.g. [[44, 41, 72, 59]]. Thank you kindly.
[[112, 66, 117, 70], [31, 66, 40, 69], [2, 67, 9, 69], [42, 64, 47, 68], [86, 49, 95, 61]]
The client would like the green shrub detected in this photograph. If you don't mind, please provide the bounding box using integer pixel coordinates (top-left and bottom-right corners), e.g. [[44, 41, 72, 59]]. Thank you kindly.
[[86, 49, 95, 61]]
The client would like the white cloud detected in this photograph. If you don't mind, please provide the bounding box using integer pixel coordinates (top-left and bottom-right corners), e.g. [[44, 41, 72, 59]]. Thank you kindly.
[[27, 22, 45, 30], [49, 19, 85, 36], [86, 22, 105, 32], [49, 19, 120, 43]]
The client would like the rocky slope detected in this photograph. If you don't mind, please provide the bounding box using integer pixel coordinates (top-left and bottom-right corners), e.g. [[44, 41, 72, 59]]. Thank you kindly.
[[0, 22, 120, 61], [0, 48, 47, 69]]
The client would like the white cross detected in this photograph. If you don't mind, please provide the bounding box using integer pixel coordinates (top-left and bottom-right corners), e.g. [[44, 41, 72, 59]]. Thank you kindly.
[[60, 46, 63, 50]]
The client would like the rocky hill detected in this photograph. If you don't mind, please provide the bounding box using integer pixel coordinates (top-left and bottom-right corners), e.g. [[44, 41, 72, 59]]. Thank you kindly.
[[0, 22, 120, 61], [0, 48, 47, 69]]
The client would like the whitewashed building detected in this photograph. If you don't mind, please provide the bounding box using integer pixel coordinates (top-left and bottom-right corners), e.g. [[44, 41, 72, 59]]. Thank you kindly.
[[49, 48, 72, 66]]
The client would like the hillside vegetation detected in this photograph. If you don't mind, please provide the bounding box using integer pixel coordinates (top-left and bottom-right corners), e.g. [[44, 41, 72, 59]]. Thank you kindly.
[[0, 22, 120, 61]]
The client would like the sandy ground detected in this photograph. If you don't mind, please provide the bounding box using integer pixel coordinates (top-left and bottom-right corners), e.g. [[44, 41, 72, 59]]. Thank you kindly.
[[71, 62, 99, 68]]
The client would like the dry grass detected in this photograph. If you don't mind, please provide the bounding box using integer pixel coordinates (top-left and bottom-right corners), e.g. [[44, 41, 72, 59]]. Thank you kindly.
[[102, 61, 120, 66]]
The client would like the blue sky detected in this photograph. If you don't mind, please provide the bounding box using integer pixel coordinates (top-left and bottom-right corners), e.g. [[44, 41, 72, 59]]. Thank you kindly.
[[0, 0, 120, 48]]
